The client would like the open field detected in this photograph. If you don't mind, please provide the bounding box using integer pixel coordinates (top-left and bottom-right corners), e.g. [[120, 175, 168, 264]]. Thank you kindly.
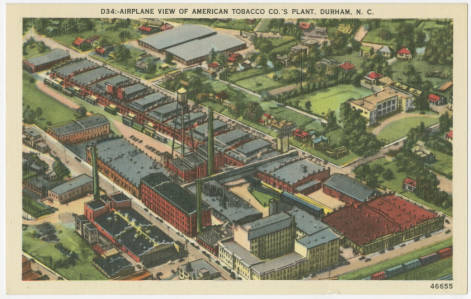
[[23, 72, 77, 130], [390, 59, 452, 89], [339, 237, 452, 280], [227, 68, 269, 82], [428, 148, 453, 179], [368, 158, 452, 215], [23, 224, 107, 280], [376, 116, 439, 144], [390, 257, 452, 280], [235, 72, 284, 92], [288, 84, 372, 118]]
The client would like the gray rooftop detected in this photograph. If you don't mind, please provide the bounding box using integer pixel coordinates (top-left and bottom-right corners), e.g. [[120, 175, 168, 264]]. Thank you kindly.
[[220, 241, 262, 266], [181, 259, 219, 277], [50, 114, 109, 137], [49, 174, 92, 195], [25, 48, 69, 67], [54, 59, 98, 77], [251, 252, 304, 274], [71, 67, 116, 86], [93, 75, 132, 91], [194, 120, 228, 139], [215, 129, 249, 146], [166, 33, 246, 62], [139, 24, 215, 50], [24, 127, 42, 138], [286, 206, 328, 236], [297, 228, 339, 249], [170, 111, 207, 130], [96, 138, 166, 187], [235, 139, 271, 157], [324, 174, 377, 202], [127, 92, 168, 112], [148, 102, 179, 122], [269, 159, 326, 185], [257, 156, 299, 174], [243, 213, 293, 240], [122, 83, 148, 96]]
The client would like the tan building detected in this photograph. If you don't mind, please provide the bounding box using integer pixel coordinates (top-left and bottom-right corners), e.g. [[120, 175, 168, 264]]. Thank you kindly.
[[349, 86, 414, 125], [48, 174, 93, 203], [233, 213, 296, 259]]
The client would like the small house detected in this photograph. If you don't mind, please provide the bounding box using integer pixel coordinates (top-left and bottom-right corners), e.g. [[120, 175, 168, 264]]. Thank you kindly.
[[403, 177, 417, 192], [397, 48, 412, 60]]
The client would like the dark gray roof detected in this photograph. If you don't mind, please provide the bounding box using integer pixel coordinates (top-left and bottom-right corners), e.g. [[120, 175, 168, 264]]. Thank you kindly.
[[194, 120, 228, 139], [296, 180, 320, 192], [297, 228, 339, 249], [167, 34, 246, 62], [235, 139, 271, 157], [25, 48, 69, 67], [170, 111, 206, 130], [251, 252, 304, 274], [49, 174, 92, 195], [139, 24, 215, 50], [86, 200, 105, 210], [122, 83, 148, 96], [96, 138, 166, 187], [214, 129, 249, 146], [54, 59, 98, 77], [71, 67, 116, 86], [219, 241, 262, 266], [127, 92, 168, 112], [50, 114, 109, 137], [324, 174, 377, 202], [257, 156, 299, 174], [148, 102, 179, 122], [286, 207, 328, 236], [145, 181, 197, 214], [92, 75, 132, 92], [269, 159, 326, 185], [243, 213, 293, 240]]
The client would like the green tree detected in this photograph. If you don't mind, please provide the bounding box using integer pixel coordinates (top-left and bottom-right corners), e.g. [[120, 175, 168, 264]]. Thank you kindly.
[[164, 52, 174, 64], [439, 112, 452, 134]]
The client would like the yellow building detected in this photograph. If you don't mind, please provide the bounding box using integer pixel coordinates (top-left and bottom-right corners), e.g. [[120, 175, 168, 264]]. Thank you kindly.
[[349, 86, 414, 125]]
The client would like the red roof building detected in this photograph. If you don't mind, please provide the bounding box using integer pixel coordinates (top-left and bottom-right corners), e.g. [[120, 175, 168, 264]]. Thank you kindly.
[[446, 130, 453, 140], [228, 53, 242, 63], [403, 177, 417, 192], [95, 47, 106, 55], [323, 195, 443, 254], [366, 71, 382, 80], [339, 62, 355, 71], [428, 93, 440, 103], [208, 61, 220, 68], [73, 37, 85, 47], [139, 25, 152, 32], [397, 47, 412, 59], [299, 22, 311, 30], [160, 23, 173, 31]]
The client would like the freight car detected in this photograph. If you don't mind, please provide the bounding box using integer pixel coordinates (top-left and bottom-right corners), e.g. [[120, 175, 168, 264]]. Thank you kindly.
[[371, 271, 386, 280], [403, 258, 421, 271], [385, 264, 405, 278], [419, 253, 440, 265], [437, 247, 452, 259], [280, 191, 324, 217]]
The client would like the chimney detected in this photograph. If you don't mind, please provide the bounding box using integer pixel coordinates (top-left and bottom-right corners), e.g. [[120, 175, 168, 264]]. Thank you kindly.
[[89, 144, 100, 201], [207, 107, 215, 176]]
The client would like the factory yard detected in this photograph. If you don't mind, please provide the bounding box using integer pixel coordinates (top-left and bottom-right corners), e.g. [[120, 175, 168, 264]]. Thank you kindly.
[[228, 181, 270, 217], [307, 189, 346, 212]]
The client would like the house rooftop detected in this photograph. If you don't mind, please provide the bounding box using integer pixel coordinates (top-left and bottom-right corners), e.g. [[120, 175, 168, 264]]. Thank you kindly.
[[350, 86, 407, 111]]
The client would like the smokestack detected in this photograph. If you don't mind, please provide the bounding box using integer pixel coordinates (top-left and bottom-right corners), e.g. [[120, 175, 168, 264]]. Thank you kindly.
[[207, 107, 215, 176], [90, 144, 100, 201], [196, 179, 202, 234]]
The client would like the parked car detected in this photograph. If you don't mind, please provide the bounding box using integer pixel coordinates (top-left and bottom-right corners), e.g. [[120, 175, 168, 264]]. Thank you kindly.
[[359, 256, 365, 260], [365, 258, 371, 262]]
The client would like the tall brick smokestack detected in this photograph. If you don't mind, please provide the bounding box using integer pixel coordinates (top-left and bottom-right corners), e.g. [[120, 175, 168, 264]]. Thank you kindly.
[[90, 144, 100, 201], [207, 107, 214, 176]]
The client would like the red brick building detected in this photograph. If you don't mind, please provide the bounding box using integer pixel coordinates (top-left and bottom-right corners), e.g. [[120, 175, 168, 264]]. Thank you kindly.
[[23, 48, 70, 73], [140, 173, 211, 237], [48, 114, 110, 144], [322, 173, 378, 206]]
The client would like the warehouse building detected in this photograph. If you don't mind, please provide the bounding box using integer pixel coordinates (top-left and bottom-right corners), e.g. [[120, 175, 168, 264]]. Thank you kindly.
[[138, 24, 216, 52], [23, 48, 70, 73], [116, 83, 151, 102], [168, 111, 207, 130], [193, 119, 229, 142], [257, 156, 330, 194], [70, 67, 117, 87], [166, 33, 247, 65], [48, 114, 110, 144], [127, 92, 171, 113], [196, 224, 233, 256], [147, 102, 180, 123], [178, 259, 221, 280], [215, 129, 251, 148], [51, 58, 98, 79], [225, 139, 275, 166], [323, 173, 379, 206], [140, 172, 211, 237], [323, 194, 445, 255], [93, 253, 135, 279], [89, 138, 167, 197], [48, 174, 93, 203], [84, 195, 179, 266], [23, 175, 60, 198]]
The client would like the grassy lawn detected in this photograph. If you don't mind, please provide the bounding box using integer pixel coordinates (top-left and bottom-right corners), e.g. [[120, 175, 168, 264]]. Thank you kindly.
[[368, 158, 452, 216], [227, 68, 270, 82], [339, 237, 452, 280], [50, 20, 141, 52], [427, 148, 452, 179], [390, 59, 452, 89], [263, 104, 324, 132], [23, 224, 107, 280], [288, 84, 372, 118], [362, 20, 418, 46], [250, 189, 274, 207], [390, 257, 452, 280], [91, 46, 176, 80], [332, 54, 367, 73], [23, 42, 51, 59], [376, 116, 439, 144], [23, 72, 77, 130], [23, 194, 55, 218], [235, 72, 284, 92], [291, 139, 360, 167], [255, 19, 272, 32]]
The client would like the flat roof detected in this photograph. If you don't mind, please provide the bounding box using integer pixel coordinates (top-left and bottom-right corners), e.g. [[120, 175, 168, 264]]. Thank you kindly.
[[286, 206, 328, 236], [251, 252, 304, 274], [220, 241, 262, 266], [96, 138, 166, 187], [243, 213, 293, 240], [71, 67, 116, 86], [215, 129, 250, 146], [25, 48, 69, 67], [127, 92, 168, 112], [139, 24, 216, 50], [122, 83, 148, 96], [235, 139, 271, 157], [49, 174, 92, 195], [194, 120, 228, 138], [24, 127, 42, 138], [181, 259, 219, 276], [350, 86, 410, 111], [53, 59, 98, 77], [269, 159, 326, 185], [324, 174, 377, 203], [297, 228, 339, 249], [86, 200, 105, 210], [166, 33, 245, 62]]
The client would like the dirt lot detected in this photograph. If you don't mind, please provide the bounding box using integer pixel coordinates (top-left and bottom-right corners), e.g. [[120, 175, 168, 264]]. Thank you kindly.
[[35, 80, 80, 110], [228, 180, 269, 217], [307, 189, 345, 211]]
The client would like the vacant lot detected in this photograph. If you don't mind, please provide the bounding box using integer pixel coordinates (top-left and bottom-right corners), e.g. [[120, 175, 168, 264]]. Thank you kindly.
[[376, 116, 439, 144], [368, 158, 452, 216], [390, 257, 452, 280], [23, 224, 107, 280], [289, 84, 372, 118], [339, 237, 452, 280], [23, 72, 76, 129]]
